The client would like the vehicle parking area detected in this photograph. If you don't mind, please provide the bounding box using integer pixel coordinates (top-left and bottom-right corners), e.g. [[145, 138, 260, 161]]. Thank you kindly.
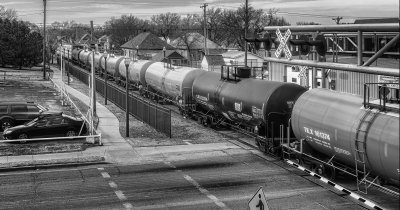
[[0, 67, 89, 155]]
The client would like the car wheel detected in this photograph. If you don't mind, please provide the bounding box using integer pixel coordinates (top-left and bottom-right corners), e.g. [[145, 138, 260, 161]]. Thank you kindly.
[[66, 130, 77, 137], [18, 133, 28, 143], [1, 119, 14, 131]]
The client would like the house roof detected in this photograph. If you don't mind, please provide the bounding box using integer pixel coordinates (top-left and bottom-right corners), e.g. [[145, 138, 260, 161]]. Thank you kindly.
[[78, 33, 98, 44], [221, 51, 263, 59], [354, 18, 398, 24], [204, 55, 225, 66], [151, 50, 187, 62], [121, 32, 175, 50], [170, 32, 221, 50]]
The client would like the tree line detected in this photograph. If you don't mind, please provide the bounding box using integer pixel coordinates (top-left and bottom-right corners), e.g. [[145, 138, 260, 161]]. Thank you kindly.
[[46, 5, 293, 52], [0, 5, 44, 68]]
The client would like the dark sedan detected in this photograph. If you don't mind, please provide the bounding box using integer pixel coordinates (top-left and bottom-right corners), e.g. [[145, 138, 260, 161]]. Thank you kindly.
[[2, 112, 87, 140]]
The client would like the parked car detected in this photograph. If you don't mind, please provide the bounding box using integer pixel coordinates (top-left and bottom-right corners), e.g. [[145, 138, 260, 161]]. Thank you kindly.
[[0, 102, 47, 131], [2, 112, 87, 140]]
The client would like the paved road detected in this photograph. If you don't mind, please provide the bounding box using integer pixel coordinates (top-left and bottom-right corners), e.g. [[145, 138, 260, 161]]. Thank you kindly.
[[0, 151, 367, 210]]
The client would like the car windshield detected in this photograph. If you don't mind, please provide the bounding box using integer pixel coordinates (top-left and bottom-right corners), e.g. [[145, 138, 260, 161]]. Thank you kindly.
[[25, 117, 39, 126]]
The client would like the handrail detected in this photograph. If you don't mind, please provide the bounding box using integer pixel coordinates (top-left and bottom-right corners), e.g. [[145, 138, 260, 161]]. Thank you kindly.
[[2, 133, 101, 144]]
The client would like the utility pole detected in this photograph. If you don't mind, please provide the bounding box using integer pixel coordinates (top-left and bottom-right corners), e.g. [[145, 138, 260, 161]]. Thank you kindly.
[[43, 0, 47, 80], [200, 3, 208, 56], [244, 0, 248, 67], [90, 20, 93, 41], [332, 16, 342, 24]]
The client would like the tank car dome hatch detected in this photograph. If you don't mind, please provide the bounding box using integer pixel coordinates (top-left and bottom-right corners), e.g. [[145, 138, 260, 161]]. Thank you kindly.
[[291, 88, 399, 185]]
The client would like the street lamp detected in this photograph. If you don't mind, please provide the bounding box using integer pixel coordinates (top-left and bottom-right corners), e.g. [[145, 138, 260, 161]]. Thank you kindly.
[[163, 46, 166, 68], [124, 56, 131, 137], [136, 45, 139, 60], [67, 49, 70, 85], [103, 52, 108, 105]]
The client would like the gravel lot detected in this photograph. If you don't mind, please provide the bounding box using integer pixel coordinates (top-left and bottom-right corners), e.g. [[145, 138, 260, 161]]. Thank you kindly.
[[66, 64, 230, 147]]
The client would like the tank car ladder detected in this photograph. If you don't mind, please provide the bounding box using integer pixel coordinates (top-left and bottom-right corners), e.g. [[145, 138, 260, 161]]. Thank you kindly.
[[354, 108, 378, 194]]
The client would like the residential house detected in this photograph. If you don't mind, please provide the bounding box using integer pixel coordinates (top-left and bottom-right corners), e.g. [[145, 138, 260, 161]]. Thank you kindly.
[[222, 51, 264, 68], [151, 50, 188, 66], [170, 32, 226, 67], [120, 32, 175, 60], [201, 55, 225, 72]]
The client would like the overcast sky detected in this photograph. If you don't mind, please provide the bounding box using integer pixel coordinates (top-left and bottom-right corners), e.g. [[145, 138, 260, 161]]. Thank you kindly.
[[2, 0, 399, 25]]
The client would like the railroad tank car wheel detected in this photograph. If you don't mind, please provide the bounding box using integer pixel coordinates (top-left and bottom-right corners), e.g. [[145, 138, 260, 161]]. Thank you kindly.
[[313, 164, 336, 180]]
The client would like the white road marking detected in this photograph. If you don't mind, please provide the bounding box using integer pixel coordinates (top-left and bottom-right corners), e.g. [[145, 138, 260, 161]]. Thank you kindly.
[[109, 181, 118, 189], [101, 172, 111, 179], [164, 160, 230, 210], [97, 168, 134, 210], [123, 203, 134, 209], [115, 190, 127, 201]]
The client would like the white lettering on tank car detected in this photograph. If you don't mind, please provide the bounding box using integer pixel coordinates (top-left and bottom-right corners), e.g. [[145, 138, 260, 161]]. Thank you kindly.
[[237, 113, 252, 121], [196, 94, 208, 102], [303, 127, 330, 141], [334, 147, 351, 156], [234, 102, 242, 112], [252, 106, 263, 119]]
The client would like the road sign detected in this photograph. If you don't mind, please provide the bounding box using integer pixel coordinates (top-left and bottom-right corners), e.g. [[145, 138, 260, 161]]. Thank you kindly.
[[275, 29, 292, 59], [248, 187, 269, 210]]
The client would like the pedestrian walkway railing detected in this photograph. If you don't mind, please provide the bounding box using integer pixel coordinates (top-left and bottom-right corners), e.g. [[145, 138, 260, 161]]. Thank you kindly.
[[1, 133, 102, 144], [48, 72, 102, 145]]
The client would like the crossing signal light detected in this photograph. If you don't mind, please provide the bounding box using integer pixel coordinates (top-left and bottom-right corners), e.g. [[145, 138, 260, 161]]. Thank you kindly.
[[288, 35, 310, 55], [245, 34, 274, 51], [288, 34, 327, 56], [309, 35, 327, 56]]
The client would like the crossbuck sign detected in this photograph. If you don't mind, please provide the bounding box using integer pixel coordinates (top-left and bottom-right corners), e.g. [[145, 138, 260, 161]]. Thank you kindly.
[[275, 29, 292, 59], [298, 66, 308, 79]]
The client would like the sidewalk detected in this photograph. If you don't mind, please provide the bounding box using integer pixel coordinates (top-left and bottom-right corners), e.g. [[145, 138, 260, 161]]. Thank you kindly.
[[0, 66, 245, 170]]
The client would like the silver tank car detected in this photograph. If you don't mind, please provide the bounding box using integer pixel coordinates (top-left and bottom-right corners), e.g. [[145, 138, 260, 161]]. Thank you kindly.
[[71, 48, 82, 62], [125, 60, 155, 86], [100, 55, 124, 77], [192, 71, 307, 127], [291, 88, 399, 185], [89, 52, 105, 70], [78, 50, 93, 67], [145, 63, 205, 101]]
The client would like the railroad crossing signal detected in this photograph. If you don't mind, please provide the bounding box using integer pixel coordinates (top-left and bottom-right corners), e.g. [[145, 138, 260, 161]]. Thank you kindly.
[[298, 66, 308, 79], [104, 41, 110, 52], [275, 29, 292, 59], [248, 187, 270, 210]]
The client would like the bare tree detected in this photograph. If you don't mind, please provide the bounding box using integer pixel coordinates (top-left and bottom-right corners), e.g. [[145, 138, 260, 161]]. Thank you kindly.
[[0, 5, 17, 20], [151, 12, 181, 41]]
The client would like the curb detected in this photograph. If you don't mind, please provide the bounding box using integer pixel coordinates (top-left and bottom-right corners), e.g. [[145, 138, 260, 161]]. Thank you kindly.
[[0, 156, 107, 172]]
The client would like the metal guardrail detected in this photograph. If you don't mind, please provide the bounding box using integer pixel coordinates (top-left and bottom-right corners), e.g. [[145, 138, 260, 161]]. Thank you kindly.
[[1, 134, 102, 144]]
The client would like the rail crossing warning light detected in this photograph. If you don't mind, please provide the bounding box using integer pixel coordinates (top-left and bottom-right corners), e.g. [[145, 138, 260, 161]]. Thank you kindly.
[[288, 35, 310, 55], [245, 34, 274, 51], [288, 34, 327, 56]]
